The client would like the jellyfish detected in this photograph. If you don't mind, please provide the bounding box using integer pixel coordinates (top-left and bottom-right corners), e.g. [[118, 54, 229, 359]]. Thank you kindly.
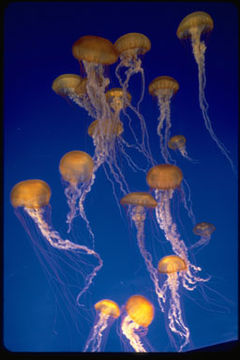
[[192, 221, 216, 252], [51, 74, 95, 118], [59, 150, 95, 241], [148, 76, 179, 164], [88, 117, 130, 197], [114, 32, 151, 109], [146, 164, 209, 290], [120, 192, 165, 311], [168, 135, 197, 163], [121, 295, 154, 352], [177, 11, 235, 172], [114, 33, 154, 166], [10, 179, 103, 310], [105, 88, 150, 173], [84, 299, 120, 352], [72, 35, 118, 120], [158, 255, 189, 352]]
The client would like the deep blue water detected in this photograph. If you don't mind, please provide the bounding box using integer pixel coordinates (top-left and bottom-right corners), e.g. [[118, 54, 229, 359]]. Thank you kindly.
[[4, 1, 238, 353]]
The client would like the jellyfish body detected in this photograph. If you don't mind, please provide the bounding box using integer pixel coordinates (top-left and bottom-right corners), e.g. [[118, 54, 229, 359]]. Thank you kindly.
[[72, 35, 118, 120], [121, 295, 154, 352], [84, 299, 120, 352], [146, 164, 209, 291], [105, 88, 150, 174], [177, 12, 235, 171], [59, 150, 95, 240], [120, 192, 165, 311], [168, 135, 196, 162], [115, 32, 151, 109], [51, 74, 95, 117], [114, 33, 154, 166], [158, 255, 189, 352], [192, 221, 215, 252], [10, 179, 103, 307], [149, 76, 179, 163], [88, 117, 130, 197]]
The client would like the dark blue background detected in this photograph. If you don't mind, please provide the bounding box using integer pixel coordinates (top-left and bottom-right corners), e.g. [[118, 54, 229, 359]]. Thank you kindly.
[[4, 1, 238, 352]]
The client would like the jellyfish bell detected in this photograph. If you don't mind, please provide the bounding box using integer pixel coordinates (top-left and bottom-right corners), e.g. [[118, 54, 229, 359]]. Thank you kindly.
[[120, 191, 157, 222], [168, 135, 186, 151], [94, 299, 121, 319], [105, 87, 131, 113], [88, 118, 124, 139], [114, 32, 151, 62], [191, 222, 216, 252], [176, 11, 214, 40], [125, 295, 154, 328], [84, 299, 120, 352], [193, 222, 215, 237], [10, 179, 51, 209], [146, 164, 183, 190], [121, 294, 154, 352], [158, 255, 187, 274], [120, 192, 157, 208], [72, 35, 118, 65], [52, 74, 83, 96], [59, 150, 94, 187], [168, 135, 196, 162], [149, 76, 179, 98]]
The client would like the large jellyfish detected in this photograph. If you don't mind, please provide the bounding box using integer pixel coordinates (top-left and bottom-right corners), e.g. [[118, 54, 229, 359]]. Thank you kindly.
[[176, 11, 235, 172], [120, 192, 165, 311], [158, 255, 190, 352], [72, 35, 118, 120], [191, 221, 216, 252], [59, 150, 95, 240], [168, 135, 197, 163], [114, 33, 154, 165], [84, 299, 120, 352], [148, 76, 179, 163], [10, 179, 103, 309], [51, 74, 95, 118], [120, 295, 154, 352], [146, 164, 209, 290]]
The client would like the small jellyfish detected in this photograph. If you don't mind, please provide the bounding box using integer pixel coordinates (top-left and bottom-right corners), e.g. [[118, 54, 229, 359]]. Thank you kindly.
[[106, 88, 152, 173], [168, 135, 197, 162], [149, 76, 179, 163], [10, 179, 103, 310], [59, 150, 95, 240], [120, 192, 165, 311], [146, 164, 208, 290], [121, 295, 154, 352], [51, 74, 95, 117], [158, 255, 189, 352], [105, 87, 131, 115], [72, 35, 118, 120], [192, 221, 216, 252], [88, 117, 130, 197], [114, 33, 154, 166], [177, 12, 235, 172], [84, 299, 120, 352]]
